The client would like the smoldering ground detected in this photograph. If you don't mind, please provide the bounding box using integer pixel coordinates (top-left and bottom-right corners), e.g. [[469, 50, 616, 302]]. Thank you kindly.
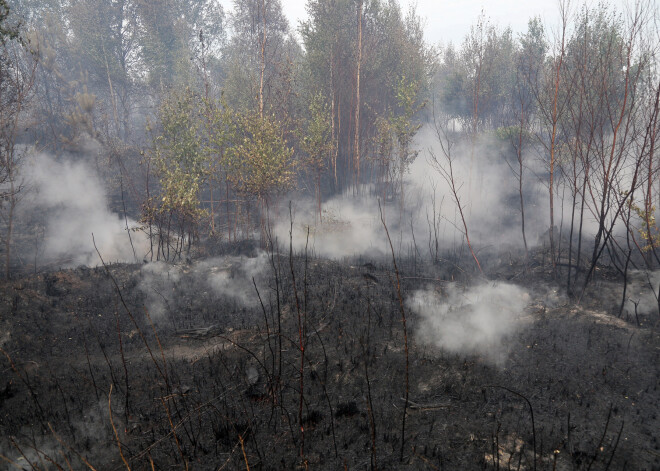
[[407, 281, 531, 365], [624, 270, 660, 318], [138, 252, 271, 324], [3, 247, 656, 469]]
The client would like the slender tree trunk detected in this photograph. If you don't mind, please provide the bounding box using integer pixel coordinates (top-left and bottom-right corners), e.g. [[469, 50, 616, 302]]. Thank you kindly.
[[575, 166, 588, 287], [210, 180, 215, 235], [226, 175, 231, 242], [317, 172, 322, 223], [644, 82, 660, 266], [354, 0, 363, 191], [516, 101, 528, 258], [548, 23, 567, 274], [330, 50, 337, 191], [259, 0, 267, 118], [337, 98, 342, 191], [5, 179, 15, 278], [103, 45, 121, 137]]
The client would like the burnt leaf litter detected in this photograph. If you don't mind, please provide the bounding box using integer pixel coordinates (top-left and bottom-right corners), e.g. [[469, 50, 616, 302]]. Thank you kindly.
[[0, 242, 659, 470]]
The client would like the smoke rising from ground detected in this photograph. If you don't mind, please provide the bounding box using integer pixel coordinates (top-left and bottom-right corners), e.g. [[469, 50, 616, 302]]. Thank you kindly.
[[138, 252, 270, 321], [139, 261, 182, 319], [623, 270, 660, 317], [276, 123, 634, 264], [407, 282, 530, 364], [274, 194, 389, 259], [20, 153, 148, 267], [276, 126, 550, 260]]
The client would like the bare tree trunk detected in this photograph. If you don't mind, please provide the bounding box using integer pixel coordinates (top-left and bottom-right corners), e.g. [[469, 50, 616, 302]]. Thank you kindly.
[[5, 178, 15, 278], [259, 0, 267, 118], [1, 45, 37, 277], [226, 175, 231, 242], [430, 110, 483, 274], [353, 0, 362, 191], [337, 97, 342, 191], [516, 102, 528, 258], [210, 180, 215, 235], [103, 45, 121, 138], [330, 50, 338, 192], [643, 82, 660, 267]]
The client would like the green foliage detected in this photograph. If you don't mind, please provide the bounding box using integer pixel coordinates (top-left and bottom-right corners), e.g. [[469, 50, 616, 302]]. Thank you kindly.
[[371, 75, 424, 201], [631, 202, 660, 252], [0, 0, 20, 43], [221, 0, 290, 112], [436, 17, 516, 128], [300, 0, 432, 190], [391, 75, 423, 155], [495, 125, 533, 142], [298, 91, 333, 175], [372, 114, 394, 166], [137, 0, 192, 88], [223, 110, 295, 200], [375, 75, 423, 171], [204, 97, 235, 160], [149, 87, 209, 226]]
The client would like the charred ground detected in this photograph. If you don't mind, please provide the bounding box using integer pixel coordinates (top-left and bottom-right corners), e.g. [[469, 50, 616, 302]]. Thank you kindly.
[[0, 246, 659, 470]]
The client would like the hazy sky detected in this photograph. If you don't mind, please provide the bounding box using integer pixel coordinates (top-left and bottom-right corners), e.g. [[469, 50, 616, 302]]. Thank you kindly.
[[283, 0, 559, 45], [220, 0, 638, 47]]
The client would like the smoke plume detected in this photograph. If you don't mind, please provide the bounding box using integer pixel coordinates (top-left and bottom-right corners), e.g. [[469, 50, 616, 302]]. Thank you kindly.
[[20, 153, 148, 267], [407, 282, 530, 364]]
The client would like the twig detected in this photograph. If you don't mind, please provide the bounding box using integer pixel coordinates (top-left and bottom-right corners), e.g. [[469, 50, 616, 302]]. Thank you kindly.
[[363, 295, 377, 471], [109, 385, 131, 471], [289, 202, 305, 458], [379, 200, 410, 462], [605, 421, 624, 470], [587, 404, 613, 471], [92, 234, 167, 385], [48, 423, 98, 471], [402, 397, 451, 410], [120, 175, 138, 262], [160, 396, 188, 470], [0, 452, 22, 469], [239, 434, 250, 471], [485, 385, 536, 471]]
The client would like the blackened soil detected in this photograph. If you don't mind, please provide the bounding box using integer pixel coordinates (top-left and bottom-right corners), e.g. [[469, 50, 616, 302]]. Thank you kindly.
[[0, 252, 658, 470]]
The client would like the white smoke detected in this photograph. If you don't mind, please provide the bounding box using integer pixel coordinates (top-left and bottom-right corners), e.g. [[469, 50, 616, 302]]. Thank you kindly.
[[139, 261, 182, 319], [272, 193, 390, 258], [139, 252, 270, 320], [20, 153, 148, 267], [623, 270, 660, 318], [407, 282, 530, 363], [273, 122, 633, 263], [196, 252, 271, 307], [273, 128, 549, 261]]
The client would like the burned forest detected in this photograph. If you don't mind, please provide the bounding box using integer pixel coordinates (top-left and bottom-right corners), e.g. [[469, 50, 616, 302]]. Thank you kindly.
[[0, 0, 659, 469]]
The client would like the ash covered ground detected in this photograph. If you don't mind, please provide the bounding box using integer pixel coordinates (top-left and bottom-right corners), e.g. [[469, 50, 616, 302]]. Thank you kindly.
[[0, 244, 658, 470]]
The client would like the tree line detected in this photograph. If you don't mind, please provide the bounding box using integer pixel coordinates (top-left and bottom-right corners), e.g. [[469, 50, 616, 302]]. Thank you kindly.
[[0, 0, 659, 300]]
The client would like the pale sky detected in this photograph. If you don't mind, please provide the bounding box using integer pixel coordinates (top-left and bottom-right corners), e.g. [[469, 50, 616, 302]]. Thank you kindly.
[[220, 0, 638, 47], [283, 0, 559, 46]]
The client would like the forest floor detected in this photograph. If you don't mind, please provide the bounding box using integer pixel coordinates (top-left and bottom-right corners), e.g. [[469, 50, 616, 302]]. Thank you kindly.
[[0, 243, 659, 470]]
